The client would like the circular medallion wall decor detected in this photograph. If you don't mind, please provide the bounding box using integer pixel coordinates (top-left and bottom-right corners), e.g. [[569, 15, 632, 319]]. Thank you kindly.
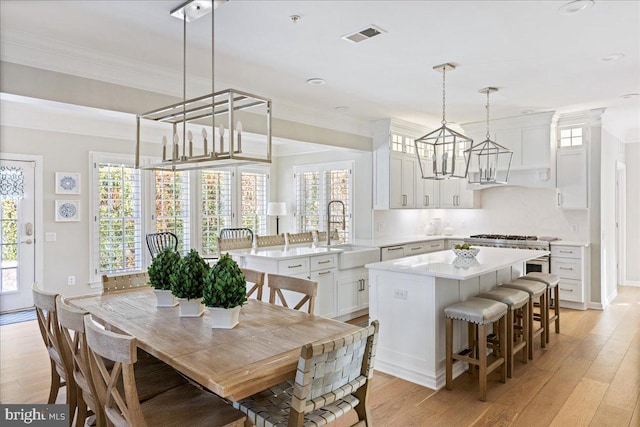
[[55, 200, 80, 222], [55, 172, 81, 194]]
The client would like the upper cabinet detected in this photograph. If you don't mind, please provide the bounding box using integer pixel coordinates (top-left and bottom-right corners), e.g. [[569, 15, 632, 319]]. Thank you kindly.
[[373, 119, 478, 210], [556, 147, 587, 209]]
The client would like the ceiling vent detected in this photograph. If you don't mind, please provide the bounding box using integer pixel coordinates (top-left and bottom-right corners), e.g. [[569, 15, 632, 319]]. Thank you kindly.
[[341, 25, 386, 44]]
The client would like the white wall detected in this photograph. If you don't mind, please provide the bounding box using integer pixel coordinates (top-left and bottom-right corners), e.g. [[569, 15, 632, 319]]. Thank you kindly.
[[275, 149, 373, 240], [624, 143, 639, 284]]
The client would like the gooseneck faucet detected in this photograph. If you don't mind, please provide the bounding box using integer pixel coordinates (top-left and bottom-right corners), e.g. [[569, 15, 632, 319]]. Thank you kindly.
[[327, 200, 346, 245]]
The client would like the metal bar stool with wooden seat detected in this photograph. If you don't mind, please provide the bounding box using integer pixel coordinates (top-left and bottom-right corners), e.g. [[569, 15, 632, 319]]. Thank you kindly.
[[520, 272, 560, 342], [267, 273, 317, 314], [84, 316, 245, 427], [240, 268, 265, 301], [445, 298, 508, 401], [501, 279, 547, 359], [477, 288, 530, 378], [233, 321, 379, 427], [285, 232, 314, 246], [255, 233, 286, 248], [146, 232, 178, 259]]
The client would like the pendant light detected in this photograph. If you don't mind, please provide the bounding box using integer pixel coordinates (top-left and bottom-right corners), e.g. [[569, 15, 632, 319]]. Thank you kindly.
[[135, 0, 272, 171], [415, 63, 473, 180], [464, 87, 513, 185]]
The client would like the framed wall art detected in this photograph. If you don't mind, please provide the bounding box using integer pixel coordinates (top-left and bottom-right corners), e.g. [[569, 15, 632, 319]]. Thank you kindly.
[[55, 172, 81, 194], [55, 200, 80, 222]]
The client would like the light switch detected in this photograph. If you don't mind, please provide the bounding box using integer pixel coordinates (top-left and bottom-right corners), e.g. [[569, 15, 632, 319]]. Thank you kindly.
[[45, 232, 57, 242]]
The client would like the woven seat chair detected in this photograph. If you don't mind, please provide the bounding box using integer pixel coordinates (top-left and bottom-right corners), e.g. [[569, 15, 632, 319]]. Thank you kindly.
[[220, 227, 254, 241], [255, 233, 286, 247], [268, 273, 317, 315], [217, 235, 253, 258], [241, 268, 266, 301], [285, 232, 314, 245], [32, 285, 77, 421], [145, 232, 178, 259], [234, 320, 380, 427], [101, 272, 149, 294], [315, 230, 339, 244], [84, 316, 245, 427]]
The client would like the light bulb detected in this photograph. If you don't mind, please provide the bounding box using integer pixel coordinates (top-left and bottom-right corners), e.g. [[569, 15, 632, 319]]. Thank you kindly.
[[201, 128, 207, 139], [162, 136, 167, 146], [236, 121, 243, 134], [187, 130, 193, 142], [218, 123, 225, 136], [173, 133, 179, 144]]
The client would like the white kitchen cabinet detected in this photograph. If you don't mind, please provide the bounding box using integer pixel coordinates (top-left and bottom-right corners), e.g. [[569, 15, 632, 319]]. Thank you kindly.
[[381, 239, 445, 261], [390, 153, 417, 208], [310, 268, 336, 318], [417, 176, 439, 208], [439, 176, 476, 208], [336, 268, 369, 317], [381, 245, 405, 261], [551, 244, 589, 309], [446, 239, 465, 249], [556, 147, 587, 209]]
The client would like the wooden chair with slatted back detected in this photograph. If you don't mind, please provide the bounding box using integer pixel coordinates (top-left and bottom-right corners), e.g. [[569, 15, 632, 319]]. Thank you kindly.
[[145, 232, 178, 259], [255, 234, 286, 248], [234, 320, 380, 427], [217, 235, 253, 258], [84, 316, 245, 427], [285, 232, 314, 245], [32, 285, 77, 422], [101, 272, 149, 294], [240, 268, 265, 301], [267, 273, 318, 315]]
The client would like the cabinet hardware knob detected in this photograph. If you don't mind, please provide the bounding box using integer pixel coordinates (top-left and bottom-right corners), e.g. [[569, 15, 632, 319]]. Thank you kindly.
[[318, 260, 331, 264], [559, 267, 573, 270], [318, 271, 331, 275], [288, 264, 303, 268], [560, 288, 573, 292]]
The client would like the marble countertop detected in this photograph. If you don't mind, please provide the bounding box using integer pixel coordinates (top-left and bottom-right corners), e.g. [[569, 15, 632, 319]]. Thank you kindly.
[[355, 235, 467, 248], [226, 245, 345, 260], [365, 246, 547, 280]]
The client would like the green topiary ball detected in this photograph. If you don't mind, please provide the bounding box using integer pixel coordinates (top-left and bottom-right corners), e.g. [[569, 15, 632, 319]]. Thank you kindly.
[[203, 253, 247, 309], [169, 249, 210, 300], [148, 247, 181, 291]]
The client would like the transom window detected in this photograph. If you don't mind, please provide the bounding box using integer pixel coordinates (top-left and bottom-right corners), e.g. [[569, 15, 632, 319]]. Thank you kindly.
[[559, 127, 584, 147], [390, 133, 416, 154]]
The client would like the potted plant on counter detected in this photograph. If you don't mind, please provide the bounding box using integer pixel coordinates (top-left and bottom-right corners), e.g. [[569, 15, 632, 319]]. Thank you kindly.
[[148, 247, 181, 307], [203, 254, 247, 328], [170, 249, 209, 317]]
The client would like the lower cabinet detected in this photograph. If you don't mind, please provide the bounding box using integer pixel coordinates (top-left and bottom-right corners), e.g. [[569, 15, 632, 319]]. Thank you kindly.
[[336, 268, 369, 317], [310, 268, 336, 318], [551, 244, 589, 309]]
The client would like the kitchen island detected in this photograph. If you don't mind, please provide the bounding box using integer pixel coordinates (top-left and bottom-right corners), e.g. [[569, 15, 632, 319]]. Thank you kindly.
[[365, 246, 547, 390]]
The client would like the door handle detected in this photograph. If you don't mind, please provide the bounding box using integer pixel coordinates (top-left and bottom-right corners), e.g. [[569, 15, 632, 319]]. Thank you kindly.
[[424, 196, 428, 206], [402, 194, 407, 206], [25, 222, 33, 236], [20, 239, 33, 245], [557, 192, 562, 206]]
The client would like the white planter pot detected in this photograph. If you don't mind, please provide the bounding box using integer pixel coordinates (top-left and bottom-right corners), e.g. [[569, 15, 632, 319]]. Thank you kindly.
[[208, 305, 241, 329], [177, 298, 204, 317], [154, 289, 177, 307]]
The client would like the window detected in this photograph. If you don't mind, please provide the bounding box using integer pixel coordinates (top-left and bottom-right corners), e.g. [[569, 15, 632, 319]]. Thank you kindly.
[[239, 169, 268, 236], [200, 170, 233, 256], [390, 133, 416, 154], [294, 162, 353, 243], [154, 171, 190, 254], [559, 127, 584, 147], [1, 199, 18, 292], [94, 160, 143, 276]]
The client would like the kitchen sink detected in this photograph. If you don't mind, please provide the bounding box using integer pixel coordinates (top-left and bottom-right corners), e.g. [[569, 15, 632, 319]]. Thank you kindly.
[[330, 244, 381, 270]]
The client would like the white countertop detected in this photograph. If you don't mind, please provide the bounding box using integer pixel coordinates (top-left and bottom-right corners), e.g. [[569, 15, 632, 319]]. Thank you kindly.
[[359, 235, 467, 248], [550, 240, 590, 247], [365, 246, 547, 280], [226, 245, 344, 260]]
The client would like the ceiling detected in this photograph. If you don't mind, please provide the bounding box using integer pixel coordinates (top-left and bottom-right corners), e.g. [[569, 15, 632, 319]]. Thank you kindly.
[[1, 0, 639, 141]]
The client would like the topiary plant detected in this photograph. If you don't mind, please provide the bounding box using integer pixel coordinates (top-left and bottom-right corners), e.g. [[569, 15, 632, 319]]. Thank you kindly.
[[169, 249, 209, 300], [147, 247, 181, 290], [203, 253, 247, 309]]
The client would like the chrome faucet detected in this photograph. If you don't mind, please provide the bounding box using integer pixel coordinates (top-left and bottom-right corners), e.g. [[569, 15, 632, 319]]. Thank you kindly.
[[326, 200, 346, 246]]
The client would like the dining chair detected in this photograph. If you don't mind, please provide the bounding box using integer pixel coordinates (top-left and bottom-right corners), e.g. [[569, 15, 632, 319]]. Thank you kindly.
[[101, 272, 149, 294], [220, 227, 254, 241], [255, 234, 286, 248], [32, 285, 77, 423], [285, 232, 313, 245], [145, 232, 178, 259], [234, 320, 380, 427], [315, 230, 340, 244], [56, 297, 189, 427], [84, 316, 245, 427], [267, 273, 318, 315], [240, 268, 265, 301], [217, 235, 253, 257]]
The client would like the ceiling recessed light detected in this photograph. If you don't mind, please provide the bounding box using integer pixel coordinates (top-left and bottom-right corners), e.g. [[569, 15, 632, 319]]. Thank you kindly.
[[600, 53, 625, 62], [335, 106, 350, 112], [559, 0, 595, 15], [621, 93, 639, 99], [289, 15, 301, 24], [307, 78, 326, 86]]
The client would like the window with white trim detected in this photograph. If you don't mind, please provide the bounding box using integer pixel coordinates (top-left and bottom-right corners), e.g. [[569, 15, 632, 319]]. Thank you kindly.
[[559, 126, 584, 147], [390, 133, 415, 154], [200, 169, 233, 256], [239, 169, 268, 236], [294, 161, 353, 243], [93, 157, 143, 277], [153, 171, 190, 254]]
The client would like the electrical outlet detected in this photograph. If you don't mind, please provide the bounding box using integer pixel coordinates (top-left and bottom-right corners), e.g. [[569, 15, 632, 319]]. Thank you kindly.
[[571, 224, 578, 232], [67, 276, 76, 286], [393, 289, 408, 300]]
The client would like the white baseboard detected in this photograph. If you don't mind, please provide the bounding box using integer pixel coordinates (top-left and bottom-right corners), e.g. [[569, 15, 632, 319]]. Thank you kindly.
[[587, 302, 604, 310], [622, 281, 640, 287]]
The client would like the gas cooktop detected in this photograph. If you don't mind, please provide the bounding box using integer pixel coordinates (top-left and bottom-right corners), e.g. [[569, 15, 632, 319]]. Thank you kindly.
[[465, 234, 557, 250], [469, 234, 538, 241]]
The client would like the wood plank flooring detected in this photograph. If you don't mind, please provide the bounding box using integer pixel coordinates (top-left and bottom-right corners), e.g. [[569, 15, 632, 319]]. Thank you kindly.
[[1, 286, 638, 426]]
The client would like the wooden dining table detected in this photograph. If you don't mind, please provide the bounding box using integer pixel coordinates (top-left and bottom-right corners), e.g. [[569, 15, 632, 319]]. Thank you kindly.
[[69, 288, 361, 401]]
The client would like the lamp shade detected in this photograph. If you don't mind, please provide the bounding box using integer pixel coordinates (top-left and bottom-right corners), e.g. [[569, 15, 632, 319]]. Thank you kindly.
[[267, 202, 287, 216]]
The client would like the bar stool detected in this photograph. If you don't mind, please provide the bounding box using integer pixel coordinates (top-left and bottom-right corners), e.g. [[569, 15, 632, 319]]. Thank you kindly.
[[501, 279, 546, 359], [521, 272, 560, 343], [477, 288, 529, 378], [445, 298, 508, 401]]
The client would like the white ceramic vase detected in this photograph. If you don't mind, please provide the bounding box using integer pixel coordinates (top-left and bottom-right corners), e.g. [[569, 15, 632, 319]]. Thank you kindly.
[[153, 289, 177, 307], [208, 305, 241, 329], [177, 298, 204, 317]]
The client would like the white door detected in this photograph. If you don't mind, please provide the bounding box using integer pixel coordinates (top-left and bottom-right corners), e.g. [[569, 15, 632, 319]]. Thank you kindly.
[[0, 159, 36, 312]]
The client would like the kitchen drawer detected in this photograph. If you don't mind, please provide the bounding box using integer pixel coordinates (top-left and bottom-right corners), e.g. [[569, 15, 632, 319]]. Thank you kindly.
[[558, 278, 583, 302], [422, 240, 444, 253], [310, 254, 337, 271], [551, 258, 581, 280], [381, 246, 405, 261], [551, 246, 581, 259], [403, 243, 429, 256], [277, 258, 309, 276]]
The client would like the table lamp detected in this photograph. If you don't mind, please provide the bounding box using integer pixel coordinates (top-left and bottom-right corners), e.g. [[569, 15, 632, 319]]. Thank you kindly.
[[267, 202, 287, 234]]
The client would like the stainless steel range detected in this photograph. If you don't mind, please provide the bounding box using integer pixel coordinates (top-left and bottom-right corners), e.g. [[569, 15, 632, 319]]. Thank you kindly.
[[465, 234, 557, 274]]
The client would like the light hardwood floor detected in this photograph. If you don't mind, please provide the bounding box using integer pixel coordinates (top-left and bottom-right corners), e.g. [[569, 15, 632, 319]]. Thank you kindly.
[[1, 286, 638, 426]]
